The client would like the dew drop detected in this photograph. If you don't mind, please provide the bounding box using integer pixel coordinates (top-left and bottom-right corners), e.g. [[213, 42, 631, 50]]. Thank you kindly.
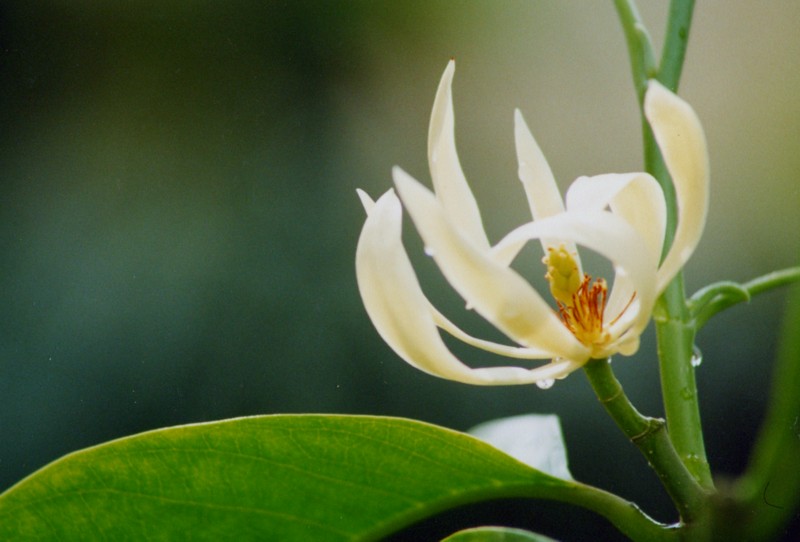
[[691, 345, 703, 367], [536, 379, 555, 390], [424, 246, 435, 257]]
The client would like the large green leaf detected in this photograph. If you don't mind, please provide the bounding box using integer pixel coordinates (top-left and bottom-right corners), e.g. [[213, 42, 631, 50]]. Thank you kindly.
[[0, 415, 665, 541]]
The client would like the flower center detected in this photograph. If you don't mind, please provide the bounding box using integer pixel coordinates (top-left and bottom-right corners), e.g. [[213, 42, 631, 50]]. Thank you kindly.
[[543, 245, 610, 347]]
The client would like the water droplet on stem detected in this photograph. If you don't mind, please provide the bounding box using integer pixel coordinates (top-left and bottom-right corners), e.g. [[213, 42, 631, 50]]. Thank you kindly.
[[691, 345, 703, 367]]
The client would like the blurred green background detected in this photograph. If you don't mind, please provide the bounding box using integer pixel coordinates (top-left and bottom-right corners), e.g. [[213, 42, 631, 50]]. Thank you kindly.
[[1, 1, 798, 539]]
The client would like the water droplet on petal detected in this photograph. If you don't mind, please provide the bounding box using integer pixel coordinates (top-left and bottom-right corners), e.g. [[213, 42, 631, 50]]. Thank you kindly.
[[552, 360, 570, 380], [536, 379, 555, 390], [424, 246, 435, 257], [691, 345, 703, 367]]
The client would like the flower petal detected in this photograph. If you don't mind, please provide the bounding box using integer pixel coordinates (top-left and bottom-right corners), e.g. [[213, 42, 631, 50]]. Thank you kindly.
[[430, 306, 556, 359], [427, 60, 490, 250], [355, 189, 580, 385], [393, 167, 589, 362], [644, 80, 710, 293], [514, 109, 575, 257], [565, 173, 666, 268], [493, 210, 658, 352], [605, 268, 637, 325]]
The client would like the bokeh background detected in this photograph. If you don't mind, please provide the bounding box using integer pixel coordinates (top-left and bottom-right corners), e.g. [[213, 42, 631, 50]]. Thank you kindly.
[[1, 1, 798, 540]]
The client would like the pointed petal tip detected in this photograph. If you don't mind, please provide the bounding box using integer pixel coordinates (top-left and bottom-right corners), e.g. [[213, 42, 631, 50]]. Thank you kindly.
[[440, 59, 455, 88], [513, 108, 532, 137], [356, 189, 374, 213], [391, 165, 416, 187]]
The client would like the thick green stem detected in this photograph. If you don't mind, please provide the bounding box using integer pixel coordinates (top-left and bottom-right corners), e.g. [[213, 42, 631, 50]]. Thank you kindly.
[[654, 293, 713, 489], [615, 0, 713, 490], [583, 359, 708, 522]]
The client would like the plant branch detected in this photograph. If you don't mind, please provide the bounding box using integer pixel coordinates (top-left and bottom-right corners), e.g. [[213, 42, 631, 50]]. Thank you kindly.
[[692, 267, 800, 328], [615, 0, 712, 488], [658, 0, 696, 91], [583, 359, 708, 522]]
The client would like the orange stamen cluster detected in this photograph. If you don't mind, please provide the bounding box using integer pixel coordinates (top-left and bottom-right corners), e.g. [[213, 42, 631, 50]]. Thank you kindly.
[[556, 274, 610, 347], [543, 244, 636, 350]]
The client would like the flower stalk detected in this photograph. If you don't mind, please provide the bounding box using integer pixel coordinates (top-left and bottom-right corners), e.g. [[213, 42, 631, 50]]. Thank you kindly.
[[583, 358, 708, 523]]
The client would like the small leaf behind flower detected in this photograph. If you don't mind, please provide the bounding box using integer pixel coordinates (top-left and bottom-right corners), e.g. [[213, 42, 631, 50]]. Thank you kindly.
[[469, 414, 572, 480], [441, 525, 559, 541]]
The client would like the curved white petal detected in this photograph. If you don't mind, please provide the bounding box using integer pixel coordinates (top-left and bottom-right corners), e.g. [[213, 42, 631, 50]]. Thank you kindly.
[[605, 268, 637, 324], [645, 80, 709, 293], [355, 189, 580, 385], [493, 210, 658, 352], [565, 173, 666, 268], [427, 60, 490, 250], [470, 357, 584, 384], [513, 109, 577, 260], [430, 306, 555, 359], [393, 167, 590, 362]]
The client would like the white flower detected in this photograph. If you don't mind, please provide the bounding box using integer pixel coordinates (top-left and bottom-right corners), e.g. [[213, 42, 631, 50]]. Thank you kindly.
[[356, 60, 708, 386]]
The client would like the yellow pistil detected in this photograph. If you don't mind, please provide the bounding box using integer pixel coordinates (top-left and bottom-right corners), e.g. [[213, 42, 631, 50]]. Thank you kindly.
[[543, 245, 613, 348], [543, 245, 581, 306]]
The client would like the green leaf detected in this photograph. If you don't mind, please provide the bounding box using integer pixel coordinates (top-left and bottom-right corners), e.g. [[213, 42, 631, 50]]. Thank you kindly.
[[0, 415, 667, 541], [441, 525, 558, 541]]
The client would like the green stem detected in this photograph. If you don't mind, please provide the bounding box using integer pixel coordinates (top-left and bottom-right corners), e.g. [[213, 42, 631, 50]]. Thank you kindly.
[[583, 359, 708, 522], [692, 267, 800, 328], [654, 296, 713, 489], [545, 481, 679, 542], [615, 0, 713, 490], [659, 0, 696, 91], [613, 0, 657, 100], [741, 266, 800, 297]]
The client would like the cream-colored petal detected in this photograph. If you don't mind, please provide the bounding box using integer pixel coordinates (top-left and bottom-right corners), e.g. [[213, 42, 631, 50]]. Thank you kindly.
[[360, 189, 557, 360], [355, 189, 579, 385], [644, 80, 709, 293], [605, 268, 637, 322], [604, 266, 648, 344], [470, 357, 584, 384], [493, 210, 658, 348], [427, 60, 490, 250], [356, 188, 376, 213], [514, 109, 576, 259], [615, 335, 640, 356], [565, 173, 666, 268], [430, 306, 555, 359], [393, 167, 589, 362]]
